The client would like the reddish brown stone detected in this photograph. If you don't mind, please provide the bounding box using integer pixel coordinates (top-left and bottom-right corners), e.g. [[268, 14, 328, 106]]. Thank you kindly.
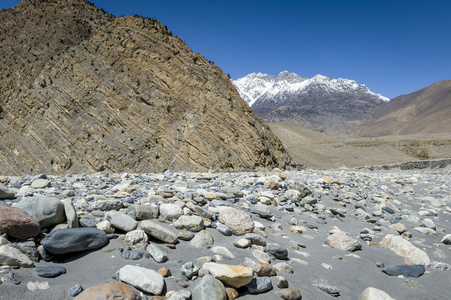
[[157, 267, 172, 277], [166, 244, 176, 249], [0, 206, 40, 239], [226, 287, 239, 300], [265, 179, 282, 190], [242, 258, 276, 277], [74, 282, 141, 300]]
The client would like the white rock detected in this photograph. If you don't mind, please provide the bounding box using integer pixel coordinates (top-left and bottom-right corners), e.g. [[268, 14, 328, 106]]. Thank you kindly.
[[380, 234, 431, 266], [117, 265, 164, 294], [0, 245, 34, 267], [160, 204, 183, 220], [173, 215, 204, 232], [362, 287, 395, 300], [106, 211, 138, 232], [125, 230, 149, 248], [211, 246, 235, 258], [96, 220, 115, 234]]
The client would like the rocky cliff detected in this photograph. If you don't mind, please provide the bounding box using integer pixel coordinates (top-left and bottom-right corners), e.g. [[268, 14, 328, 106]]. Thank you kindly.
[[0, 0, 291, 175]]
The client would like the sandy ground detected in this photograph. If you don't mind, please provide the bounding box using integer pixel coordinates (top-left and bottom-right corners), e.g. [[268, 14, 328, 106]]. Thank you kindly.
[[269, 123, 451, 169]]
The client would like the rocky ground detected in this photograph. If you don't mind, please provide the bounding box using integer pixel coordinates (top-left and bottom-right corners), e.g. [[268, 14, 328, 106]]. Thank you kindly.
[[0, 166, 450, 300]]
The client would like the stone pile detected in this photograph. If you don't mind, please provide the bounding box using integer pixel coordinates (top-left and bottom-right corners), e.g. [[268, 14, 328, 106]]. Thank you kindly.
[[0, 166, 450, 299]]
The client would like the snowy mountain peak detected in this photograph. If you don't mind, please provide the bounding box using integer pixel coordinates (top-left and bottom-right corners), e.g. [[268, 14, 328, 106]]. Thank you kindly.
[[233, 71, 390, 106]]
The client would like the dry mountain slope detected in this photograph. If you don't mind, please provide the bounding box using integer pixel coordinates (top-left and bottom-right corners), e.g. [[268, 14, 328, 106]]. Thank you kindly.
[[0, 0, 290, 175], [353, 79, 451, 137]]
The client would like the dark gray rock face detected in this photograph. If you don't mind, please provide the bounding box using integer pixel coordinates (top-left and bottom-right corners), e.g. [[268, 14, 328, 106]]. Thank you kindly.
[[40, 228, 108, 254]]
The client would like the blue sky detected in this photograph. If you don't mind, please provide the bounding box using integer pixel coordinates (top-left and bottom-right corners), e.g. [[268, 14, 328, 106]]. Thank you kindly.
[[3, 0, 451, 98]]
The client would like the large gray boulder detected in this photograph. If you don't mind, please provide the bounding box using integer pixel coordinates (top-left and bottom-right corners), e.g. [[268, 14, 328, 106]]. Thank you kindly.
[[13, 196, 65, 228], [40, 228, 108, 254]]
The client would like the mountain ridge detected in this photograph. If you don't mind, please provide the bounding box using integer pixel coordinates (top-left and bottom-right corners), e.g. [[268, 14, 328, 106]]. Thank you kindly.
[[0, 0, 291, 175], [233, 71, 389, 135], [352, 79, 451, 137]]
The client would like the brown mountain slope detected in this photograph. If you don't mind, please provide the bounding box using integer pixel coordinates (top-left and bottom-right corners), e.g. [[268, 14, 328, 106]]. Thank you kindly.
[[353, 79, 451, 137], [0, 0, 290, 175]]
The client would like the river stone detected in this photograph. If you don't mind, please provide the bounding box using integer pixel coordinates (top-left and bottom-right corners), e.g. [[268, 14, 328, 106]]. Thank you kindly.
[[174, 215, 204, 232], [422, 218, 436, 230], [159, 203, 183, 221], [106, 211, 138, 232], [211, 246, 235, 258], [402, 214, 422, 226], [146, 244, 168, 263], [190, 230, 214, 248], [325, 231, 362, 252], [40, 228, 108, 254], [14, 196, 65, 228], [202, 262, 253, 288], [63, 198, 79, 228], [218, 208, 254, 235], [125, 230, 149, 248], [34, 266, 66, 278], [275, 288, 302, 300], [442, 234, 451, 244], [96, 220, 115, 234], [141, 220, 178, 244], [0, 245, 34, 267], [242, 257, 276, 277], [31, 179, 50, 189], [253, 250, 271, 264], [234, 238, 251, 249], [244, 233, 267, 246], [192, 274, 226, 300], [380, 234, 431, 266], [388, 223, 407, 234], [117, 265, 164, 295], [381, 264, 425, 278], [274, 262, 294, 274], [216, 223, 232, 236], [127, 204, 158, 220], [266, 243, 289, 259], [91, 200, 123, 211], [181, 261, 200, 279], [74, 282, 141, 300], [247, 277, 273, 294], [69, 284, 83, 297], [0, 206, 40, 239], [362, 287, 395, 300], [0, 184, 15, 199]]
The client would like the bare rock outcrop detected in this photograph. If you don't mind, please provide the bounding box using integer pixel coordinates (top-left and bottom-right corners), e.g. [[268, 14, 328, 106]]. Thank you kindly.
[[0, 0, 291, 175]]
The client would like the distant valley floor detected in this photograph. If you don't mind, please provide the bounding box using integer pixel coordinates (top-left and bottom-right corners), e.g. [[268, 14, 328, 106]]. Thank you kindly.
[[269, 123, 451, 170]]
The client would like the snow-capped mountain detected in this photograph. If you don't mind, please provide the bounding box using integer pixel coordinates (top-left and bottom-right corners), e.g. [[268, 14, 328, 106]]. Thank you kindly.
[[233, 71, 389, 107], [232, 71, 390, 135]]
